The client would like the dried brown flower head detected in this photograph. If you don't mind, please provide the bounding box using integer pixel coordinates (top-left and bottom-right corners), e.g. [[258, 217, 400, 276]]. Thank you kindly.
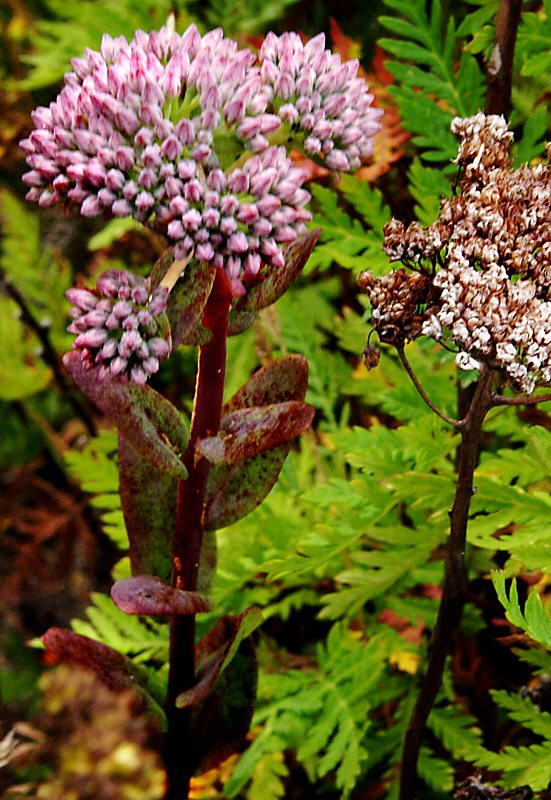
[[358, 113, 551, 393]]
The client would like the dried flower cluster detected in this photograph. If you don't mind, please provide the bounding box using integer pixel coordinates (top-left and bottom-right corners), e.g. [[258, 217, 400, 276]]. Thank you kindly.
[[21, 23, 381, 299], [359, 113, 551, 394], [66, 269, 171, 384]]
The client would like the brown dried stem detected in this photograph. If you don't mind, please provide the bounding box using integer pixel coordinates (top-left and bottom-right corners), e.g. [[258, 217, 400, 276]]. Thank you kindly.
[[399, 366, 495, 800], [494, 391, 551, 406], [396, 346, 462, 428], [485, 0, 522, 116]]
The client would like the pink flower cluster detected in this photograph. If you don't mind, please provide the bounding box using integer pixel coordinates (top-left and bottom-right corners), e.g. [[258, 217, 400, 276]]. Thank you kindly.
[[66, 270, 171, 384], [22, 24, 382, 383], [21, 24, 381, 298], [259, 32, 383, 171]]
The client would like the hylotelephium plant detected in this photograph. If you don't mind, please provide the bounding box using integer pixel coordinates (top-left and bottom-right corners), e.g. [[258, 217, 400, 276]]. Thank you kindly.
[[359, 112, 551, 800], [20, 20, 382, 799]]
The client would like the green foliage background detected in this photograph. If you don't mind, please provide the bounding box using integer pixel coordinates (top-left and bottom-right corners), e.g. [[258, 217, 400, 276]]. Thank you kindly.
[[1, 0, 551, 797]]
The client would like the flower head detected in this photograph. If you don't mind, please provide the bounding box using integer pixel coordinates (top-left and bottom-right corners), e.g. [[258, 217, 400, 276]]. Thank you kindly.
[[358, 114, 551, 394], [66, 269, 171, 384], [21, 24, 381, 298], [259, 32, 383, 171]]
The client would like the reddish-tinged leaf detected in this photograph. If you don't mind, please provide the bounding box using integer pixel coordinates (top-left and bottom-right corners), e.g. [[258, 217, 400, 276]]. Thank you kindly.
[[41, 628, 165, 723], [165, 258, 216, 347], [176, 608, 262, 710], [197, 529, 217, 595], [227, 307, 258, 336], [191, 638, 257, 772], [223, 355, 309, 413], [204, 445, 288, 531], [118, 435, 217, 591], [118, 434, 177, 582], [196, 401, 314, 465], [234, 231, 320, 315], [111, 576, 211, 615], [182, 610, 261, 772], [203, 356, 311, 530], [64, 353, 188, 477]]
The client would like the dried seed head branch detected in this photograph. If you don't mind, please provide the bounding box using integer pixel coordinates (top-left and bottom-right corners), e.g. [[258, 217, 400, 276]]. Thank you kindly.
[[395, 346, 462, 428]]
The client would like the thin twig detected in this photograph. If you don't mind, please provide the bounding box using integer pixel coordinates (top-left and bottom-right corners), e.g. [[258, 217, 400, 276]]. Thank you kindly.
[[396, 346, 462, 428], [494, 391, 551, 406]]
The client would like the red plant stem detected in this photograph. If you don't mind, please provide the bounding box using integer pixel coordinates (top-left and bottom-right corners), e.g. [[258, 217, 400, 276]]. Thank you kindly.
[[164, 267, 232, 800], [398, 367, 495, 800]]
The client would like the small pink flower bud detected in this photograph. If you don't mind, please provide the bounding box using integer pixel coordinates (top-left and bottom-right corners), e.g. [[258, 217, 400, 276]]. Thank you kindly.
[[160, 136, 182, 161], [66, 288, 97, 310], [237, 204, 259, 224], [227, 170, 249, 194], [143, 356, 160, 375], [112, 199, 133, 216], [326, 149, 350, 171], [256, 194, 281, 216], [228, 231, 248, 253], [75, 328, 108, 348], [119, 330, 143, 358], [110, 356, 128, 375], [196, 242, 215, 260], [115, 146, 135, 170], [167, 220, 185, 239], [220, 195, 239, 216], [182, 209, 202, 230], [177, 159, 196, 180], [220, 216, 237, 236], [130, 365, 148, 385], [135, 191, 155, 212], [81, 196, 102, 216]]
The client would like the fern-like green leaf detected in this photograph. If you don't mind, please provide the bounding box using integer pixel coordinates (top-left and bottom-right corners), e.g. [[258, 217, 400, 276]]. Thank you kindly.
[[319, 543, 440, 620], [456, 0, 499, 38], [71, 592, 169, 665], [513, 104, 550, 165], [469, 480, 551, 572], [246, 751, 288, 800], [307, 179, 389, 275], [418, 746, 454, 793], [493, 573, 551, 649], [17, 0, 187, 90], [379, 0, 485, 163], [65, 429, 128, 549], [0, 190, 73, 352], [227, 626, 394, 799], [0, 298, 52, 400], [408, 158, 453, 226], [428, 704, 483, 760], [491, 690, 551, 739], [517, 0, 551, 78], [474, 740, 551, 791], [192, 0, 300, 35]]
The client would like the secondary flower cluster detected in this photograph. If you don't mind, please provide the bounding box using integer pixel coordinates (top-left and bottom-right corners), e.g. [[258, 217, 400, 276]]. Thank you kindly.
[[359, 114, 551, 394], [66, 270, 171, 384], [21, 24, 382, 300], [259, 32, 382, 171]]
